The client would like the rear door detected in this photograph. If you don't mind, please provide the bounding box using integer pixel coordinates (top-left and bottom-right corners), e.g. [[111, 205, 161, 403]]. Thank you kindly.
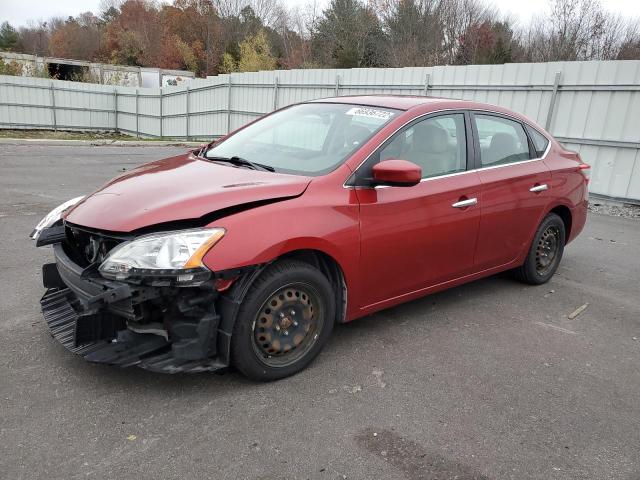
[[471, 112, 552, 271], [353, 111, 482, 307]]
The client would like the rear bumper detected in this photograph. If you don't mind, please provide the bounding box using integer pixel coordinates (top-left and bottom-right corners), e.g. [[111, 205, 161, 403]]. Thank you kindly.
[[40, 242, 227, 373], [567, 200, 588, 244]]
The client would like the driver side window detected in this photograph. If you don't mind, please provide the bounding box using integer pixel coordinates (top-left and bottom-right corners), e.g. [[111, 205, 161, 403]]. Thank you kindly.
[[379, 113, 467, 179]]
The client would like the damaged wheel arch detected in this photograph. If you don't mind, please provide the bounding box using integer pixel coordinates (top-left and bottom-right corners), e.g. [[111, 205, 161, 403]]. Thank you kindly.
[[215, 248, 348, 368]]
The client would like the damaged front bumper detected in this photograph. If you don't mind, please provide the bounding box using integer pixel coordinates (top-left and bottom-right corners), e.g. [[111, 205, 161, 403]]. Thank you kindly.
[[40, 241, 233, 373]]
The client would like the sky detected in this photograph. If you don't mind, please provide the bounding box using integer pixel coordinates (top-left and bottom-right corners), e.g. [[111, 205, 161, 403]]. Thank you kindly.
[[2, 0, 640, 28]]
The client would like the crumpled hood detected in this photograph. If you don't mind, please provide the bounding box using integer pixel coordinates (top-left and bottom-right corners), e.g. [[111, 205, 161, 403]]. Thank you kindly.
[[65, 153, 311, 232]]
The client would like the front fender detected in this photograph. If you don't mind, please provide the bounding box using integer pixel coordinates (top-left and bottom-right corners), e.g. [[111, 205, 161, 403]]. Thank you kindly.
[[200, 183, 362, 314]]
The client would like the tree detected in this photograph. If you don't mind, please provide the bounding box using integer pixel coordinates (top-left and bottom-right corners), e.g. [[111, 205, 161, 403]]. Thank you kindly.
[[162, 0, 222, 75], [17, 21, 50, 56], [48, 13, 102, 60], [237, 29, 277, 71], [272, 7, 310, 69], [219, 51, 237, 72], [0, 59, 22, 75], [103, 0, 163, 66], [0, 22, 20, 51], [311, 0, 387, 68], [438, 0, 495, 64], [212, 0, 283, 27], [456, 20, 515, 65], [383, 0, 443, 67], [2, 0, 640, 81], [519, 0, 636, 61], [617, 21, 640, 59]]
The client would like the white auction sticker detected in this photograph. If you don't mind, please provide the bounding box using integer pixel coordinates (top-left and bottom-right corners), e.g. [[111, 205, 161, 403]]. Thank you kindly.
[[345, 107, 394, 120]]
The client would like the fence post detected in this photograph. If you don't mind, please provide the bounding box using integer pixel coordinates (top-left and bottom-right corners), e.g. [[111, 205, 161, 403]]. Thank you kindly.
[[49, 82, 57, 131], [226, 76, 232, 134], [545, 71, 562, 131], [185, 86, 190, 141], [273, 76, 279, 111], [424, 73, 431, 96], [334, 74, 340, 96], [159, 90, 163, 139], [135, 88, 139, 139], [113, 88, 118, 133]]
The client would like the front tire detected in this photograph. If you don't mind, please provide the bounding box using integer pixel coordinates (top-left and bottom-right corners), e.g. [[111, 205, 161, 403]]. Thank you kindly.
[[231, 260, 335, 381], [514, 212, 565, 285]]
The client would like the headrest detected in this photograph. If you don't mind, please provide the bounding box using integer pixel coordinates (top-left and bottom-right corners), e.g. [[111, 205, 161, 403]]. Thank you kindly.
[[344, 125, 372, 148], [489, 132, 517, 153], [413, 123, 449, 153]]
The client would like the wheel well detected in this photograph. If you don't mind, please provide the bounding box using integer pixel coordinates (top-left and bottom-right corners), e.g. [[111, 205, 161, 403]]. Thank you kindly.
[[550, 205, 572, 240], [279, 249, 348, 323]]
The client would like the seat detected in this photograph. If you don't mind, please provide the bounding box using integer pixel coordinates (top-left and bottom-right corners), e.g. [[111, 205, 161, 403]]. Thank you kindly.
[[331, 124, 372, 155], [402, 123, 454, 177], [485, 132, 518, 165], [344, 125, 372, 150]]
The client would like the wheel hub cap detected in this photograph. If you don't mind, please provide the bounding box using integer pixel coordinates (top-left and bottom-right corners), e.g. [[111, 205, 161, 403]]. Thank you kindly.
[[253, 286, 317, 360], [536, 226, 560, 273]]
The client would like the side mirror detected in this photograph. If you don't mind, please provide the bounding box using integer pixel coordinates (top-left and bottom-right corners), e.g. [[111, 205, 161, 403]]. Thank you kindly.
[[372, 159, 422, 187]]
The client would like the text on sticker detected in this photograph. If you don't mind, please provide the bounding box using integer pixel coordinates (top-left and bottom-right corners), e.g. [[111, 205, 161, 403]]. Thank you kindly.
[[346, 107, 394, 120]]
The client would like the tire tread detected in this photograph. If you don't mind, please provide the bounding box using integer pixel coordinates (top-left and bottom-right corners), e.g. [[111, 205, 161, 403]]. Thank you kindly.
[[230, 259, 334, 381], [513, 212, 565, 285]]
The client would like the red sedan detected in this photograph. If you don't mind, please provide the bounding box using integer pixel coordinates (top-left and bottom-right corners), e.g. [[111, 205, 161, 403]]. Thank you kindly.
[[32, 96, 589, 380]]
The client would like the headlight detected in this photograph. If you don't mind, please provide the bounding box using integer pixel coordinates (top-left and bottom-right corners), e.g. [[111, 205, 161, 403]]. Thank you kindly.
[[30, 196, 84, 240], [98, 228, 225, 286]]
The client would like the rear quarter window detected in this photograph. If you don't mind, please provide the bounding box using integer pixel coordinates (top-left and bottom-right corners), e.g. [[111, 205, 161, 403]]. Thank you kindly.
[[526, 125, 550, 157]]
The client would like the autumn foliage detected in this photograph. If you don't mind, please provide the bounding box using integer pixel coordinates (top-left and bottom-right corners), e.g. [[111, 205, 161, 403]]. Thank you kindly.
[[1, 0, 639, 79]]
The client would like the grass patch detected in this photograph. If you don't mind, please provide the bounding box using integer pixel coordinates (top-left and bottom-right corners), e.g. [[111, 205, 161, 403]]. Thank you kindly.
[[0, 129, 186, 141]]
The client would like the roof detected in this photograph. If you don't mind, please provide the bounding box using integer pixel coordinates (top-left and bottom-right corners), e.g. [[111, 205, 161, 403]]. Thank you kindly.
[[310, 95, 465, 110], [308, 95, 539, 129]]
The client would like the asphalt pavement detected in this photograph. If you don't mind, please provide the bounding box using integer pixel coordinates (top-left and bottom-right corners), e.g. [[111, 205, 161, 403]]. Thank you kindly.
[[1, 144, 639, 480]]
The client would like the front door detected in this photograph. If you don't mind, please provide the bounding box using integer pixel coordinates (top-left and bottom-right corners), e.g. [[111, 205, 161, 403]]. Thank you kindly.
[[353, 112, 482, 308]]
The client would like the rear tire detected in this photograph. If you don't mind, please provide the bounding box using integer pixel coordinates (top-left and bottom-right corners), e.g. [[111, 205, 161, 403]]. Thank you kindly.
[[231, 260, 335, 381], [514, 212, 565, 285]]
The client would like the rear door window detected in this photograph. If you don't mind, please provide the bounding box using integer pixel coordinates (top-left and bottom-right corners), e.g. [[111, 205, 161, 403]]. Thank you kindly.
[[474, 114, 531, 167]]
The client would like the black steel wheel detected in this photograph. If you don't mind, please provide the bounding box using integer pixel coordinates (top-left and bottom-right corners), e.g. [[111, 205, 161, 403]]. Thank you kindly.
[[535, 225, 561, 276], [231, 260, 335, 381], [251, 283, 324, 368], [514, 212, 566, 285]]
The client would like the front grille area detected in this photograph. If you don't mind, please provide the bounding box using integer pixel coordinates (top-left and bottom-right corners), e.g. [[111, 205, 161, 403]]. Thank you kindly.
[[63, 223, 127, 268], [41, 288, 225, 373]]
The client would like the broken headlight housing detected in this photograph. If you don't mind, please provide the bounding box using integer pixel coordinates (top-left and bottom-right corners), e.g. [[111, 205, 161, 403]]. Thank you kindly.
[[98, 228, 225, 286], [30, 196, 84, 241]]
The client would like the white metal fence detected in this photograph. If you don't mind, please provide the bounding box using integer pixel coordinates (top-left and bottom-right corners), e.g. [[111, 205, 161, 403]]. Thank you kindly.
[[1, 60, 640, 202]]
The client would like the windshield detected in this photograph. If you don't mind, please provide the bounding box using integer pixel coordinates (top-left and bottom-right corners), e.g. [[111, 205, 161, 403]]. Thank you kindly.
[[205, 103, 399, 176]]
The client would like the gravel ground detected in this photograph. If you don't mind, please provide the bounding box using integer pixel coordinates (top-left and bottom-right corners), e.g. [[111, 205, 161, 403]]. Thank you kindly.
[[588, 201, 640, 219], [1, 144, 639, 480]]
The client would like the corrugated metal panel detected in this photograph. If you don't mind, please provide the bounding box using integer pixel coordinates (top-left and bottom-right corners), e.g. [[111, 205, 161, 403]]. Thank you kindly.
[[1, 60, 640, 201]]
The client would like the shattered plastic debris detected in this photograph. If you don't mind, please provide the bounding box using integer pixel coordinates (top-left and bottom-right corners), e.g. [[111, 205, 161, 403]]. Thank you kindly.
[[372, 369, 387, 388]]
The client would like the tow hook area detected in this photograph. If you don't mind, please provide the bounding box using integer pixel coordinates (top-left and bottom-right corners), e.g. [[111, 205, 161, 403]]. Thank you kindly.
[[40, 257, 226, 373], [169, 292, 219, 361]]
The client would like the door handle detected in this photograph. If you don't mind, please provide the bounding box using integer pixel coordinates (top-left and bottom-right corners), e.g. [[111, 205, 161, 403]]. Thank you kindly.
[[529, 184, 548, 193], [452, 197, 478, 209]]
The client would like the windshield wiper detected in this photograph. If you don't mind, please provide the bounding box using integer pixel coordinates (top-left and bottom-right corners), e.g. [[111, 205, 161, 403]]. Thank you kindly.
[[208, 155, 275, 172]]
